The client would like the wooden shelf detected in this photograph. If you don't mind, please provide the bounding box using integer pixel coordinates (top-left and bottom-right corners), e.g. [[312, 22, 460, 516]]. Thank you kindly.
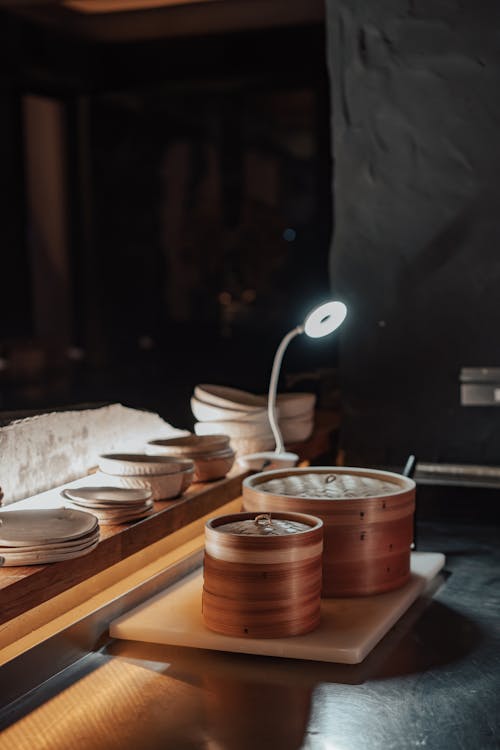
[[0, 471, 247, 627], [0, 409, 339, 627]]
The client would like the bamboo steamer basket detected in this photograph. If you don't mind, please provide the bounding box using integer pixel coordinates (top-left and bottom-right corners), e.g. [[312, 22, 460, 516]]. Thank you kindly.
[[242, 467, 416, 597], [202, 510, 323, 638]]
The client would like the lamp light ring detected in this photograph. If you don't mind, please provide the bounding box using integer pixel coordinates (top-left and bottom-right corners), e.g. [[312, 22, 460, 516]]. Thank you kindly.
[[303, 301, 347, 339]]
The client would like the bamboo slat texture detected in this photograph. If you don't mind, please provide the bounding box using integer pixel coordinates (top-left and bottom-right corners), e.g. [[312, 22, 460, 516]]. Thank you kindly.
[[243, 467, 415, 597]]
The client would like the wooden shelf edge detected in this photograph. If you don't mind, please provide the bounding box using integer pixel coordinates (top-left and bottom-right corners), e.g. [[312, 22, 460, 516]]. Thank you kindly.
[[0, 470, 248, 626], [0, 408, 339, 626]]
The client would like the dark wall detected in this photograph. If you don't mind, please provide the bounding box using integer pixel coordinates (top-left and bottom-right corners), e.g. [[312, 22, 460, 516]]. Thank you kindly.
[[0, 9, 335, 422], [326, 0, 500, 467], [0, 93, 31, 341]]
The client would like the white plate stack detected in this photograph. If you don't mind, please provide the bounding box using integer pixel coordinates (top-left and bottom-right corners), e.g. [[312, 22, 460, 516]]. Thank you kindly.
[[97, 454, 194, 500], [61, 486, 155, 525], [191, 384, 316, 455], [0, 508, 99, 566]]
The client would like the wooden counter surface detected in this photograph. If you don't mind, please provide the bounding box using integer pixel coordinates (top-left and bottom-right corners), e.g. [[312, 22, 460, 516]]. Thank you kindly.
[[0, 471, 247, 628], [0, 409, 339, 629]]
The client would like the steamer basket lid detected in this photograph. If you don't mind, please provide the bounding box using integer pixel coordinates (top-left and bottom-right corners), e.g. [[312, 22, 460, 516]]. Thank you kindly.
[[255, 471, 406, 500], [216, 514, 311, 536]]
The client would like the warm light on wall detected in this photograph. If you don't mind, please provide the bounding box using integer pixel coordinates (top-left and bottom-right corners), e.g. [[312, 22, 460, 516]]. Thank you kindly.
[[63, 0, 215, 14]]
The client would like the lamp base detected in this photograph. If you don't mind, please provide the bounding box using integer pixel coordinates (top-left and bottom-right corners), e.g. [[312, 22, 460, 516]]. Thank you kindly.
[[237, 451, 299, 473]]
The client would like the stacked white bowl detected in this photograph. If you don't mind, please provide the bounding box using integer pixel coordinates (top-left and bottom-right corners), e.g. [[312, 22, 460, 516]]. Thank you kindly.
[[191, 384, 316, 456], [146, 434, 235, 483], [98, 453, 194, 501]]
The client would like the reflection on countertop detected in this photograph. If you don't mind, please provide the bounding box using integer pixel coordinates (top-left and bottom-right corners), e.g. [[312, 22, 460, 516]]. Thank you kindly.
[[1, 520, 499, 749]]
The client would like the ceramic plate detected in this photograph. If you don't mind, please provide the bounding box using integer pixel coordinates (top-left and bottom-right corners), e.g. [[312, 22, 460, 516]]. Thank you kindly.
[[0, 538, 100, 566], [94, 509, 155, 525], [0, 508, 98, 547], [0, 528, 99, 554], [65, 500, 153, 518], [63, 501, 152, 513], [62, 486, 152, 505], [63, 497, 154, 512], [98, 454, 193, 476]]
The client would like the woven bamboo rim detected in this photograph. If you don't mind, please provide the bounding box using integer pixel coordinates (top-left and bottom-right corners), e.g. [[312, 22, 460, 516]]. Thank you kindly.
[[242, 467, 415, 597], [205, 511, 323, 564], [242, 467, 415, 525]]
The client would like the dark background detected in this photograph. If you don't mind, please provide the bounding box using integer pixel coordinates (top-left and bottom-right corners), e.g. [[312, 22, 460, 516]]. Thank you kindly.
[[1, 0, 500, 472], [0, 0, 336, 429], [326, 0, 500, 468]]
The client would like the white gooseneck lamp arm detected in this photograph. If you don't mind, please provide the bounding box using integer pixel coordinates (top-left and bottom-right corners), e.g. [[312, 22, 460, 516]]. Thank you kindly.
[[267, 300, 347, 455], [267, 324, 304, 454]]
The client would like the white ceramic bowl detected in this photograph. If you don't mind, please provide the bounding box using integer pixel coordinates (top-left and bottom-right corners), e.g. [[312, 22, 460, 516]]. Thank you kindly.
[[223, 435, 276, 456], [190, 396, 267, 424], [236, 451, 299, 472], [98, 453, 193, 476], [191, 449, 236, 482], [146, 434, 231, 456], [275, 392, 316, 419], [280, 416, 315, 443], [145, 435, 236, 483], [111, 465, 194, 500], [194, 419, 271, 440], [194, 384, 266, 412], [194, 385, 316, 420], [194, 417, 313, 444]]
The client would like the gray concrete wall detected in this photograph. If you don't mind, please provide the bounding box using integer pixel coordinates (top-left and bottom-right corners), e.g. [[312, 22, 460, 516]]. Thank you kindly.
[[326, 0, 500, 466]]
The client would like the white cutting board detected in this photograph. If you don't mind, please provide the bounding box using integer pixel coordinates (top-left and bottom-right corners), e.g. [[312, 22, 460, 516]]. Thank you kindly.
[[110, 552, 445, 664]]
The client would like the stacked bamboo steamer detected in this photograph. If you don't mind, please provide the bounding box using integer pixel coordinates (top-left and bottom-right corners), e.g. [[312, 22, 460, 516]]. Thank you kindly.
[[145, 434, 235, 483], [242, 466, 416, 597], [202, 510, 323, 638]]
